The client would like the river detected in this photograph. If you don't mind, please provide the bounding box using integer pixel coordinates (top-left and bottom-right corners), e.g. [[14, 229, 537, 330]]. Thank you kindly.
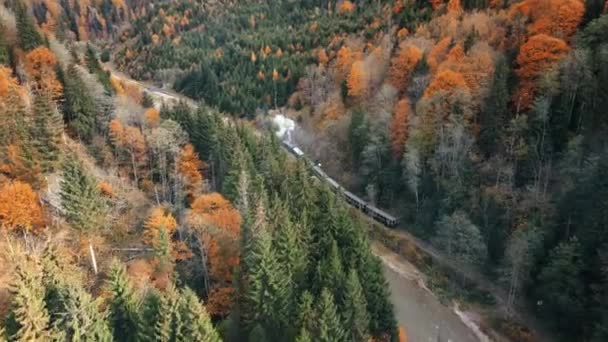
[[381, 258, 481, 342]]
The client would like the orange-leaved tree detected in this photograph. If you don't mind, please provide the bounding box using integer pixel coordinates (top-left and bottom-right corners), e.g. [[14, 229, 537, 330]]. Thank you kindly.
[[423, 69, 468, 99], [144, 107, 160, 127], [0, 181, 44, 233], [109, 119, 147, 184], [178, 143, 205, 200], [347, 60, 368, 98], [510, 0, 585, 40], [514, 34, 569, 109], [24, 47, 63, 98], [188, 192, 241, 316], [427, 37, 452, 73], [388, 45, 423, 93], [391, 98, 412, 160]]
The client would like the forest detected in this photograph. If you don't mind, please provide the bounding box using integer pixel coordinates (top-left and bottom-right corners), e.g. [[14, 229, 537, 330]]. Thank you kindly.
[[1, 0, 608, 341], [0, 0, 399, 341], [111, 0, 608, 340]]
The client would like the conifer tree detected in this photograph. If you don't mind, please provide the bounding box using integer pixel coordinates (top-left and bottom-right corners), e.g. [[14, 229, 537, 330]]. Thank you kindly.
[[59, 156, 106, 232], [142, 92, 155, 108], [6, 262, 54, 341], [14, 2, 43, 51], [273, 200, 308, 294], [315, 238, 345, 304], [295, 328, 312, 342], [84, 44, 113, 94], [314, 288, 345, 342], [0, 25, 10, 65], [343, 269, 370, 342], [358, 253, 397, 339], [31, 91, 63, 172], [140, 286, 181, 342], [245, 225, 291, 340], [297, 291, 315, 336], [62, 64, 97, 142], [51, 285, 112, 342], [106, 260, 141, 342], [177, 288, 221, 342]]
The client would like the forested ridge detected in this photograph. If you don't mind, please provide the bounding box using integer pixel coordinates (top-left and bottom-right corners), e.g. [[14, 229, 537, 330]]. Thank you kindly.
[[108, 0, 608, 340], [0, 0, 400, 341]]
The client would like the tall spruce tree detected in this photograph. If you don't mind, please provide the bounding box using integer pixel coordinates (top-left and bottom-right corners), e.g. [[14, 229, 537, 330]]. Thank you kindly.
[[313, 288, 345, 342], [245, 225, 291, 340], [343, 269, 370, 342], [176, 288, 221, 342], [31, 92, 63, 172], [106, 261, 141, 342], [5, 262, 54, 341], [14, 2, 43, 51], [62, 64, 97, 142], [84, 44, 113, 94], [59, 156, 106, 231]]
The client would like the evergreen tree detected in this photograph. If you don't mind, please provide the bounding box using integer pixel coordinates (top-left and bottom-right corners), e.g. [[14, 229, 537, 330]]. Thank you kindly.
[[0, 24, 10, 65], [85, 44, 113, 94], [5, 262, 54, 341], [349, 108, 369, 167], [297, 291, 315, 336], [62, 64, 97, 142], [59, 156, 106, 232], [245, 225, 291, 340], [479, 55, 509, 157], [177, 288, 221, 342], [536, 238, 585, 335], [14, 2, 43, 51], [273, 202, 308, 296], [315, 238, 345, 304], [31, 92, 63, 172], [106, 260, 141, 342], [140, 286, 181, 342], [51, 285, 112, 342], [343, 269, 370, 342], [295, 328, 312, 342], [358, 253, 397, 339], [313, 288, 345, 342], [142, 92, 155, 108]]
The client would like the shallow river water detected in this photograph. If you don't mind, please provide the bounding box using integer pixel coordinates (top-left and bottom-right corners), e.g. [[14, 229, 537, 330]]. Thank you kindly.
[[383, 264, 480, 342]]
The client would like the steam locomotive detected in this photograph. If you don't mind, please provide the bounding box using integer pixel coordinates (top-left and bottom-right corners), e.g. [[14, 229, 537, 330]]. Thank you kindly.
[[281, 140, 400, 227]]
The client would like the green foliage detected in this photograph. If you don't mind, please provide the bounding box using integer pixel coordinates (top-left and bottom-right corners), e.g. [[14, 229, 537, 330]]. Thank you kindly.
[[177, 288, 221, 342], [343, 269, 370, 342], [59, 156, 106, 231], [433, 211, 487, 266], [14, 1, 43, 51], [536, 238, 584, 336], [31, 92, 63, 172], [0, 25, 10, 65], [106, 260, 141, 342], [85, 44, 113, 94], [313, 288, 345, 342], [5, 262, 54, 341], [62, 64, 97, 142]]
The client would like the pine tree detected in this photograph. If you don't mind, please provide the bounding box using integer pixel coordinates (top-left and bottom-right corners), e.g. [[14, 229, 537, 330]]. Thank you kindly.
[[106, 260, 141, 342], [0, 24, 10, 65], [63, 64, 97, 142], [51, 285, 112, 342], [140, 286, 181, 342], [5, 262, 54, 341], [176, 288, 221, 342], [245, 226, 291, 340], [295, 328, 312, 342], [313, 288, 345, 342], [315, 238, 345, 304], [273, 202, 307, 296], [343, 269, 370, 342], [31, 91, 63, 172], [142, 92, 155, 108], [358, 253, 397, 339], [59, 156, 106, 232], [14, 2, 43, 51], [297, 291, 315, 336], [84, 44, 113, 94]]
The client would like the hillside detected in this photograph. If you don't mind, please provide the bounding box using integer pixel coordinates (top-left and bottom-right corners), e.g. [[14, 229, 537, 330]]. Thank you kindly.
[[108, 0, 608, 341], [0, 1, 400, 341]]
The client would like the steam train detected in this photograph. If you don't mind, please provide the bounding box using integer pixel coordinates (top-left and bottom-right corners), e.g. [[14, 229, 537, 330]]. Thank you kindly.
[[281, 140, 400, 227]]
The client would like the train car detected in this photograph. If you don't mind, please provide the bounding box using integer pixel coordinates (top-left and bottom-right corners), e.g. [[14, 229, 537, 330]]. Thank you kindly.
[[365, 205, 400, 227], [325, 176, 340, 190], [293, 147, 305, 157], [343, 191, 367, 210]]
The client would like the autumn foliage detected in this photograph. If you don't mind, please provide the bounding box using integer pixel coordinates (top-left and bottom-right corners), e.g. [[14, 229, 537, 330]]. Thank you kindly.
[[427, 37, 452, 73], [189, 193, 240, 316], [391, 98, 411, 159], [347, 60, 368, 98], [178, 143, 205, 198], [24, 47, 63, 98], [423, 69, 468, 98], [514, 34, 569, 108], [144, 206, 178, 247], [389, 45, 423, 93], [144, 107, 160, 127], [510, 0, 585, 40], [0, 181, 44, 232]]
